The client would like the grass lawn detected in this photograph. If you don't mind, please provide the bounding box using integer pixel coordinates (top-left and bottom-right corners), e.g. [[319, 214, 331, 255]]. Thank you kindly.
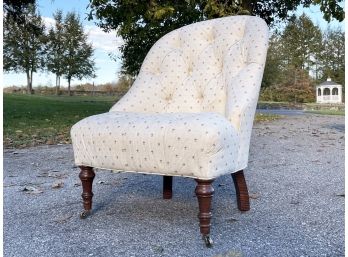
[[254, 113, 280, 122], [4, 93, 280, 148], [305, 110, 345, 116], [4, 94, 118, 148]]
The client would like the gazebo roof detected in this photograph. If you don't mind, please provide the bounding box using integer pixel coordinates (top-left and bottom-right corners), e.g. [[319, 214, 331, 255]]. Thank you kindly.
[[319, 81, 339, 86], [317, 77, 340, 86]]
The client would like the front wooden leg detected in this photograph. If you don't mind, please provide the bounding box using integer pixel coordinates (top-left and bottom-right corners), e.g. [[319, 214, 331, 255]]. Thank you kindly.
[[79, 166, 95, 218], [195, 179, 214, 247], [163, 176, 173, 199], [231, 170, 250, 211]]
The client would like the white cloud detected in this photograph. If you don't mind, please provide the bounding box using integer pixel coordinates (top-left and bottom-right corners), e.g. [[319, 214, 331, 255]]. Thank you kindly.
[[41, 16, 124, 53], [85, 25, 123, 52], [42, 16, 55, 30]]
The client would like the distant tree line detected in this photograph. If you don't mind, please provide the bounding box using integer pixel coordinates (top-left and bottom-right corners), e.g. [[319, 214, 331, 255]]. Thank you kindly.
[[4, 75, 133, 97], [3, 2, 96, 95], [74, 76, 133, 94], [261, 14, 344, 102]]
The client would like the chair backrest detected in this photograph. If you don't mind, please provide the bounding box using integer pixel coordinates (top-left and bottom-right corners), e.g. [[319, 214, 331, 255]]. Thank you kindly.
[[110, 16, 269, 168], [111, 15, 268, 117]]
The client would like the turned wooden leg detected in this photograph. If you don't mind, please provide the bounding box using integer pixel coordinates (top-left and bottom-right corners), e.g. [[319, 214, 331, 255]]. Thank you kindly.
[[163, 176, 173, 199], [79, 166, 95, 218], [231, 170, 250, 211], [195, 179, 214, 247]]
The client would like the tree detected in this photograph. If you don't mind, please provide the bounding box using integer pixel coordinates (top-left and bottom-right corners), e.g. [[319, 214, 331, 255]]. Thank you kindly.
[[88, 0, 344, 76], [4, 4, 46, 94], [95, 1, 203, 76], [260, 67, 315, 103], [46, 10, 65, 95], [260, 14, 326, 102], [262, 33, 283, 88], [280, 14, 322, 75], [3, 0, 36, 23], [262, 14, 322, 91], [205, 0, 344, 23], [62, 12, 96, 96], [115, 75, 133, 92], [319, 27, 344, 86]]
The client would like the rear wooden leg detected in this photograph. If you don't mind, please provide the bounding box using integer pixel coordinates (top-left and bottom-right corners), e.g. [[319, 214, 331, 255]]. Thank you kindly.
[[195, 179, 214, 247], [79, 166, 95, 218], [231, 170, 250, 211], [163, 176, 173, 199]]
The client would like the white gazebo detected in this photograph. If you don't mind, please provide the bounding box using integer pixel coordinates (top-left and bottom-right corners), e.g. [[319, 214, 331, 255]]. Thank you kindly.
[[316, 78, 342, 104]]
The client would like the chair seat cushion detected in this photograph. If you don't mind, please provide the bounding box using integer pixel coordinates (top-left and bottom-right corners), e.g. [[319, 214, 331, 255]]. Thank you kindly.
[[71, 112, 239, 179]]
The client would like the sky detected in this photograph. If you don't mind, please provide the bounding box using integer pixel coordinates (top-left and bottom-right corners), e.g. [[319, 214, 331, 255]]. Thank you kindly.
[[3, 0, 345, 88]]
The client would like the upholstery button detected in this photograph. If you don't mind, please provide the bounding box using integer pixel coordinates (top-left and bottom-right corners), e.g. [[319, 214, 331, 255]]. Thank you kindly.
[[208, 30, 215, 42], [219, 62, 223, 71], [165, 94, 172, 101]]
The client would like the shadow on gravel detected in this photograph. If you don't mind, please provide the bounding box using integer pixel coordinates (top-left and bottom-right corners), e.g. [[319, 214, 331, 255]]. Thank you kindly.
[[326, 123, 345, 132]]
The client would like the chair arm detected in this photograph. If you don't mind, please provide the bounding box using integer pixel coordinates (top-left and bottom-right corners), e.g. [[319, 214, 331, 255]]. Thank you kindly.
[[225, 62, 265, 168]]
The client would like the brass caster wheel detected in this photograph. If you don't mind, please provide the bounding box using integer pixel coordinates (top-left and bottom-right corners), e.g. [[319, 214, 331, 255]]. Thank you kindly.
[[80, 210, 91, 219], [202, 235, 213, 248]]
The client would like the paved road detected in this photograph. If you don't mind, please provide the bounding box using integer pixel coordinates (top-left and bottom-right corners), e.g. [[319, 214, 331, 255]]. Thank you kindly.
[[4, 114, 344, 257], [257, 109, 304, 116]]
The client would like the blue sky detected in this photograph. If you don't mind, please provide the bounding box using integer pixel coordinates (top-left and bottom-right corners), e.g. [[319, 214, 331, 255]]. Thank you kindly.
[[3, 0, 345, 87]]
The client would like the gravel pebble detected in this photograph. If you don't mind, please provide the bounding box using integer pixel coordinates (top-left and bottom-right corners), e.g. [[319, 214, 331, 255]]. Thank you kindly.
[[4, 113, 344, 257]]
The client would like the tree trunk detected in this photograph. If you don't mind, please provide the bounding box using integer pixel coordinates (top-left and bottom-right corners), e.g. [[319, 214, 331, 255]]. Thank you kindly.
[[68, 77, 72, 96], [56, 75, 60, 95], [27, 70, 33, 94], [55, 75, 58, 95], [26, 71, 31, 94], [30, 70, 34, 94]]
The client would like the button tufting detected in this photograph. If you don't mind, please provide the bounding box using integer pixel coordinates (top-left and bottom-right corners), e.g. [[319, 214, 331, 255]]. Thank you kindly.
[[219, 62, 224, 71], [107, 15, 267, 122], [73, 15, 269, 189], [165, 94, 173, 101]]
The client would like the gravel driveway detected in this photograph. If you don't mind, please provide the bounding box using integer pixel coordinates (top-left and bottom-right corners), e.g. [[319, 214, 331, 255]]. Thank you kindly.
[[4, 113, 344, 257]]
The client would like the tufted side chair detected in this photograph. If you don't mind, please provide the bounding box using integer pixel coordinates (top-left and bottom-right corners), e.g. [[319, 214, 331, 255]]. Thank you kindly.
[[71, 15, 268, 247]]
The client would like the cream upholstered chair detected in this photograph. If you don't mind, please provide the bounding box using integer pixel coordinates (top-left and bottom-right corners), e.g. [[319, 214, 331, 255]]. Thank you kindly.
[[71, 15, 268, 247]]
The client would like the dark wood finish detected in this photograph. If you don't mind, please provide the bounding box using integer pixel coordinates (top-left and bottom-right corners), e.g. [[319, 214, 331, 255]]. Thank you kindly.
[[163, 176, 173, 199], [195, 179, 214, 236], [79, 166, 95, 211], [231, 170, 250, 211]]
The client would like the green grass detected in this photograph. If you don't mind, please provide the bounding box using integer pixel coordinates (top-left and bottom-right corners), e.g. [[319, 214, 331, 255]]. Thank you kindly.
[[254, 113, 280, 122], [305, 110, 345, 116], [258, 100, 291, 104], [4, 93, 281, 148], [4, 94, 118, 148]]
